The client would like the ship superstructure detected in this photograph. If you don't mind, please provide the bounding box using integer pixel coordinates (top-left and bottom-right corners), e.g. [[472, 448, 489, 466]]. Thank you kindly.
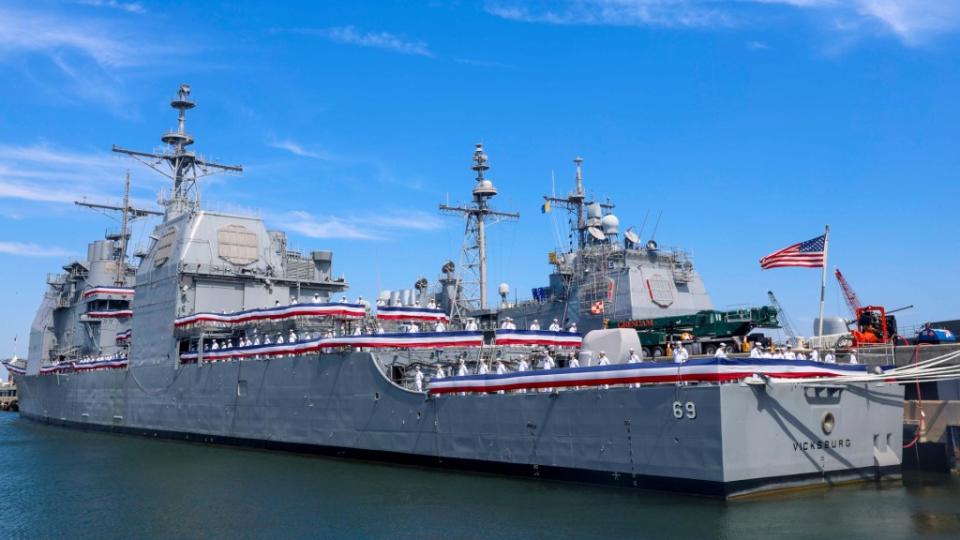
[[495, 157, 713, 331], [5, 86, 908, 499]]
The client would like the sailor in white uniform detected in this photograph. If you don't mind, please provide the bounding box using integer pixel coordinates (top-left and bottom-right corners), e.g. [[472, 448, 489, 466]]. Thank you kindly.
[[427, 299, 437, 309], [500, 318, 511, 330], [529, 319, 541, 331], [290, 296, 298, 305], [276, 334, 285, 344], [465, 318, 479, 331], [414, 366, 424, 392], [313, 293, 321, 303], [548, 318, 561, 332], [783, 345, 796, 360], [434, 321, 446, 332], [375, 324, 385, 334], [253, 335, 261, 346], [517, 357, 529, 372], [288, 329, 298, 343], [569, 356, 580, 368], [810, 349, 820, 362], [714, 344, 728, 359], [567, 322, 577, 333], [823, 350, 836, 364], [434, 364, 445, 380], [542, 352, 556, 370], [628, 348, 642, 363], [749, 344, 762, 358], [848, 351, 858, 364], [477, 359, 489, 375], [263, 335, 272, 345], [339, 296, 348, 303], [673, 343, 686, 364], [211, 341, 220, 350], [352, 326, 362, 336], [457, 358, 468, 377]]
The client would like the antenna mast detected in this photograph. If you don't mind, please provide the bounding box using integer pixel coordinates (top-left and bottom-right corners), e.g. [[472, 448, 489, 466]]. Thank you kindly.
[[111, 84, 242, 219], [440, 144, 519, 315], [543, 157, 613, 249], [75, 170, 163, 285]]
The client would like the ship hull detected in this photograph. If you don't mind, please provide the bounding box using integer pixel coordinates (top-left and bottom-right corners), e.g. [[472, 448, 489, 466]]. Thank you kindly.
[[12, 352, 904, 499]]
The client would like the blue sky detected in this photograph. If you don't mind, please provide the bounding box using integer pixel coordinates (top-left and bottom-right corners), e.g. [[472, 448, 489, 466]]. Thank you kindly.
[[2, 0, 960, 368]]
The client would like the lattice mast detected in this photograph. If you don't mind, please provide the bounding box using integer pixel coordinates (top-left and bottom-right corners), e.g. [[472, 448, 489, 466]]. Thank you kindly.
[[111, 84, 243, 220], [439, 144, 519, 314]]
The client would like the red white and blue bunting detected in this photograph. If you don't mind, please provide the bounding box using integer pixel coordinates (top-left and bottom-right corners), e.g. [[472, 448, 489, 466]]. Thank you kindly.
[[376, 306, 449, 323], [494, 329, 581, 347], [35, 357, 130, 375], [2, 360, 25, 375], [174, 302, 367, 330], [427, 358, 870, 394], [116, 329, 132, 343], [85, 310, 133, 319], [179, 331, 485, 363], [82, 287, 135, 299]]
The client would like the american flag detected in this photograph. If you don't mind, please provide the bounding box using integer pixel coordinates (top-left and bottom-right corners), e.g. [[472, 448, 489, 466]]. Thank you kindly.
[[760, 235, 826, 269]]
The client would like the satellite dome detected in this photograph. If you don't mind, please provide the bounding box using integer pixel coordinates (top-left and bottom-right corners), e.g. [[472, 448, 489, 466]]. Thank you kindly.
[[601, 214, 620, 235], [473, 179, 497, 196], [498, 282, 510, 295]]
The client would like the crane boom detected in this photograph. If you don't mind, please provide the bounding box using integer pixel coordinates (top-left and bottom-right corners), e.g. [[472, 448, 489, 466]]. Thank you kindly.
[[767, 290, 797, 344], [834, 268, 862, 318]]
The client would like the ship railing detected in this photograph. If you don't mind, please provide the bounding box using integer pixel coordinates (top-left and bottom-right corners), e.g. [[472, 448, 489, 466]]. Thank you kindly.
[[47, 273, 67, 286]]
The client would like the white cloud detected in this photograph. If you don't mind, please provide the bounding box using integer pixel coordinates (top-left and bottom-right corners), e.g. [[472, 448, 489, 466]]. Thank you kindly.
[[0, 143, 161, 208], [77, 0, 146, 14], [267, 139, 333, 160], [275, 209, 444, 241], [0, 6, 136, 68], [290, 26, 433, 57], [277, 211, 380, 240], [485, 0, 960, 45], [0, 241, 74, 257]]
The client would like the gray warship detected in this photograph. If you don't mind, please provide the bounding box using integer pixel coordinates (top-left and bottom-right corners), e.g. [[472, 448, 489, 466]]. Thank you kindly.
[[5, 85, 905, 499]]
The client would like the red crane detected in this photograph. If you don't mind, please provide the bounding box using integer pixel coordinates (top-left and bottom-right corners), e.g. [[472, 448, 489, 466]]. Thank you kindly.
[[834, 268, 861, 319]]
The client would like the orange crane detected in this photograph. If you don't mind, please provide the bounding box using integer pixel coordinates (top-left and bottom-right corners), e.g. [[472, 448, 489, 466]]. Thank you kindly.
[[834, 268, 911, 347], [834, 268, 861, 318]]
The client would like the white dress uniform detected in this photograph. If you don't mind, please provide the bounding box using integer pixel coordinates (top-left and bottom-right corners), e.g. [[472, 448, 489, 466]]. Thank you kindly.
[[478, 360, 489, 375], [750, 346, 762, 358], [434, 366, 445, 380], [549, 320, 561, 332], [529, 320, 541, 331], [628, 350, 642, 363], [824, 352, 836, 364], [517, 359, 529, 372], [848, 352, 858, 364], [414, 367, 424, 392], [457, 361, 468, 377], [465, 320, 478, 331], [715, 347, 727, 359], [569, 357, 580, 368], [597, 353, 610, 366], [434, 321, 446, 332]]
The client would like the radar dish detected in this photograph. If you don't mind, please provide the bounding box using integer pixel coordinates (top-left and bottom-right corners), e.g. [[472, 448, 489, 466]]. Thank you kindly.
[[646, 239, 658, 251], [588, 226, 606, 241], [624, 229, 640, 244]]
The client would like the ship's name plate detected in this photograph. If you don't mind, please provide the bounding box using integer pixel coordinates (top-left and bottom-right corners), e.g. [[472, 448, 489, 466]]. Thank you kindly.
[[793, 439, 851, 452]]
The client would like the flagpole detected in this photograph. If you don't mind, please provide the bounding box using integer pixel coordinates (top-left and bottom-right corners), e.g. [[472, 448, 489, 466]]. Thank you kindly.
[[818, 225, 830, 338]]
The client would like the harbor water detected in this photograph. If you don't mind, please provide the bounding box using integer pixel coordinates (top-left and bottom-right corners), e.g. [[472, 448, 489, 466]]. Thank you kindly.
[[1, 413, 958, 540]]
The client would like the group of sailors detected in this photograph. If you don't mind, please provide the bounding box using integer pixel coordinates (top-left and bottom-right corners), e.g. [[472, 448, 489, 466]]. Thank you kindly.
[[500, 317, 577, 333], [747, 344, 856, 364]]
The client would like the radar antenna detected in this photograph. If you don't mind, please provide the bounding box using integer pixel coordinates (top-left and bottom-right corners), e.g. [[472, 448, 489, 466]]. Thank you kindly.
[[111, 84, 242, 219], [439, 144, 519, 317]]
